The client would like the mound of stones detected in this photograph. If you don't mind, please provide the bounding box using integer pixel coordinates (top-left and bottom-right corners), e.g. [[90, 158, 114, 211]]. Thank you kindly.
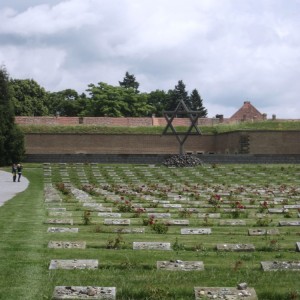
[[162, 154, 203, 168]]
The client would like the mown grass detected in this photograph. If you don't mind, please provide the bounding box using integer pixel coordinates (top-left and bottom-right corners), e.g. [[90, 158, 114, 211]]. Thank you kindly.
[[0, 164, 300, 299], [19, 120, 300, 135]]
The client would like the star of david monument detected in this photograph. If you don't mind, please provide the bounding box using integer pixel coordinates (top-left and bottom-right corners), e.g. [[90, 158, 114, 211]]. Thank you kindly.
[[162, 99, 202, 155]]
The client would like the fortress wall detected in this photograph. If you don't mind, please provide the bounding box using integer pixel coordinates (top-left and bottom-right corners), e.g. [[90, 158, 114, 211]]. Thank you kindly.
[[24, 131, 300, 155]]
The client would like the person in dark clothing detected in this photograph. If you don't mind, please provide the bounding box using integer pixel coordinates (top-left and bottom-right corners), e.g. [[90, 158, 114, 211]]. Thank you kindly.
[[12, 164, 17, 182], [17, 163, 23, 182]]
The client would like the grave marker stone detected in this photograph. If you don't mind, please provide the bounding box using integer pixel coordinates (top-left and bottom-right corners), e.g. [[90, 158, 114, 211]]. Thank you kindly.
[[47, 227, 79, 233], [261, 261, 300, 271], [248, 229, 279, 236], [52, 286, 116, 300], [181, 228, 211, 235], [48, 241, 86, 249], [194, 287, 257, 299], [49, 259, 98, 270], [45, 219, 73, 225], [157, 260, 204, 271], [133, 242, 171, 250], [104, 219, 130, 225], [216, 243, 255, 252]]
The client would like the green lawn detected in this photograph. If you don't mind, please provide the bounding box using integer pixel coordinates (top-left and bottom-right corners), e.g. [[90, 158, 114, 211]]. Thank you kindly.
[[0, 164, 300, 299], [18, 120, 300, 135]]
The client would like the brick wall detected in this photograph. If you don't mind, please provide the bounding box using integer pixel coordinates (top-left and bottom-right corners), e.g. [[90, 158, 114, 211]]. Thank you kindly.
[[15, 116, 228, 126], [23, 131, 300, 155]]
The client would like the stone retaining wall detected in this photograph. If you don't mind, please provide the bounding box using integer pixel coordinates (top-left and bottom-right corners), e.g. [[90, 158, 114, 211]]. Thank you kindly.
[[24, 154, 300, 164]]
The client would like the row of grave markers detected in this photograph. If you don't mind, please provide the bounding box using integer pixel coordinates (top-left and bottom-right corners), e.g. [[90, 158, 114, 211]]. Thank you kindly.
[[44, 163, 300, 299]]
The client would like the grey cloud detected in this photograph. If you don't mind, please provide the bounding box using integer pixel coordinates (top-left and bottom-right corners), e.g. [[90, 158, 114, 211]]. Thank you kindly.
[[0, 0, 299, 118]]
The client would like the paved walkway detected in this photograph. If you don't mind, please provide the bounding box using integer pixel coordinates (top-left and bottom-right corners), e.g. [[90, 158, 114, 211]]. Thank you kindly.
[[0, 170, 29, 207]]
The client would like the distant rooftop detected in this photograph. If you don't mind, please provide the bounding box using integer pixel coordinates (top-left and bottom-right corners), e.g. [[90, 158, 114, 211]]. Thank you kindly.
[[230, 101, 265, 121]]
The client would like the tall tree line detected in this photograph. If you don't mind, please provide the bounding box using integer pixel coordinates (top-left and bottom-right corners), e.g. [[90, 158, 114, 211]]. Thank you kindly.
[[0, 66, 25, 166], [10, 72, 208, 118]]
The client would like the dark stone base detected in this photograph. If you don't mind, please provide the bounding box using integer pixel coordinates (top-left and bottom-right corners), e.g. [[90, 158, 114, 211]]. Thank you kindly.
[[24, 154, 300, 164]]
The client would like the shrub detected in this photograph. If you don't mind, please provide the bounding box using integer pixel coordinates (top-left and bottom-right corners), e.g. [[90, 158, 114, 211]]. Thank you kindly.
[[82, 210, 92, 225], [151, 222, 168, 234], [106, 234, 125, 249]]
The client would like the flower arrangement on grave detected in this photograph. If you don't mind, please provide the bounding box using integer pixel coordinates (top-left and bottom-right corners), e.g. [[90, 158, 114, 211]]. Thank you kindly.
[[142, 215, 168, 234], [132, 207, 146, 218], [55, 182, 70, 195], [81, 184, 99, 196], [142, 215, 156, 226], [230, 201, 246, 218], [256, 214, 272, 226], [208, 194, 223, 212], [258, 200, 269, 213], [117, 200, 134, 212]]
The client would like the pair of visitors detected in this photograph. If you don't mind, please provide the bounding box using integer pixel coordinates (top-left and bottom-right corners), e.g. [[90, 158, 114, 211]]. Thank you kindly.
[[12, 163, 23, 182], [12, 164, 17, 182]]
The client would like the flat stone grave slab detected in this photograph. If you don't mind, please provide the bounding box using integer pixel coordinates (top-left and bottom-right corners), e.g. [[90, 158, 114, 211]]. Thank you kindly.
[[165, 220, 189, 226], [48, 241, 86, 249], [45, 219, 73, 225], [98, 213, 121, 218], [47, 227, 79, 233], [147, 213, 171, 218], [83, 202, 102, 208], [180, 208, 200, 213], [284, 205, 300, 209], [268, 208, 287, 214], [152, 200, 170, 204], [219, 220, 246, 226], [163, 204, 182, 208], [52, 286, 116, 300], [157, 260, 204, 271], [248, 228, 280, 236], [133, 242, 171, 250], [198, 213, 220, 219], [216, 243, 255, 252], [296, 242, 300, 252], [48, 212, 73, 217], [194, 287, 258, 299], [261, 261, 300, 271], [49, 259, 98, 270], [279, 221, 300, 226], [113, 228, 145, 234], [104, 219, 130, 225], [47, 208, 66, 212], [83, 203, 112, 212], [181, 228, 211, 235]]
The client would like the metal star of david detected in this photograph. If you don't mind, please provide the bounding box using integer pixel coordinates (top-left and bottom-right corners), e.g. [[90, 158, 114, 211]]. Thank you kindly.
[[162, 100, 202, 154]]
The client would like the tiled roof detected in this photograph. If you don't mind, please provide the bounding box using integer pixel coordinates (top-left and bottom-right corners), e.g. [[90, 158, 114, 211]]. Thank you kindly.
[[230, 101, 263, 121]]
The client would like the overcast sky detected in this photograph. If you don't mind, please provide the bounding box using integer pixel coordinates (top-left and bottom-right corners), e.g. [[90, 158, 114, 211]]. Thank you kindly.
[[1, 0, 299, 118]]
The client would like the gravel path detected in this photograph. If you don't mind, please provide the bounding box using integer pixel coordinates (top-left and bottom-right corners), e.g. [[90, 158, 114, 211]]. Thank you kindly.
[[0, 170, 29, 207]]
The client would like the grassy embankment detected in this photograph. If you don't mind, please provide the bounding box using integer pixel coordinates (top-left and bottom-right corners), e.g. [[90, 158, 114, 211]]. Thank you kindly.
[[19, 120, 300, 135], [0, 164, 300, 299]]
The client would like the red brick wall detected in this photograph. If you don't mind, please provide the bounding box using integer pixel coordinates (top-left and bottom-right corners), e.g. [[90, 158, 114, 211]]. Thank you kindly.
[[23, 131, 300, 155], [15, 116, 228, 127]]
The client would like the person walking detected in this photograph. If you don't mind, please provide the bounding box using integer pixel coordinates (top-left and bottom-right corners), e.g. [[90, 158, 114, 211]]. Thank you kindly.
[[12, 164, 17, 182], [17, 163, 23, 182]]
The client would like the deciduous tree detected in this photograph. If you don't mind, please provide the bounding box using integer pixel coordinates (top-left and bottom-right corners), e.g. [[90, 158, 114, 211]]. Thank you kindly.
[[0, 66, 25, 165], [10, 79, 49, 116]]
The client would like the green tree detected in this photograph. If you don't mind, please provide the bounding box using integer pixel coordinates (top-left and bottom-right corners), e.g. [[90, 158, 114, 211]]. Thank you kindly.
[[147, 90, 169, 116], [189, 89, 207, 117], [119, 71, 140, 93], [10, 79, 49, 116], [87, 82, 129, 117], [47, 89, 87, 116], [0, 66, 25, 166], [86, 82, 152, 117], [166, 80, 189, 113]]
